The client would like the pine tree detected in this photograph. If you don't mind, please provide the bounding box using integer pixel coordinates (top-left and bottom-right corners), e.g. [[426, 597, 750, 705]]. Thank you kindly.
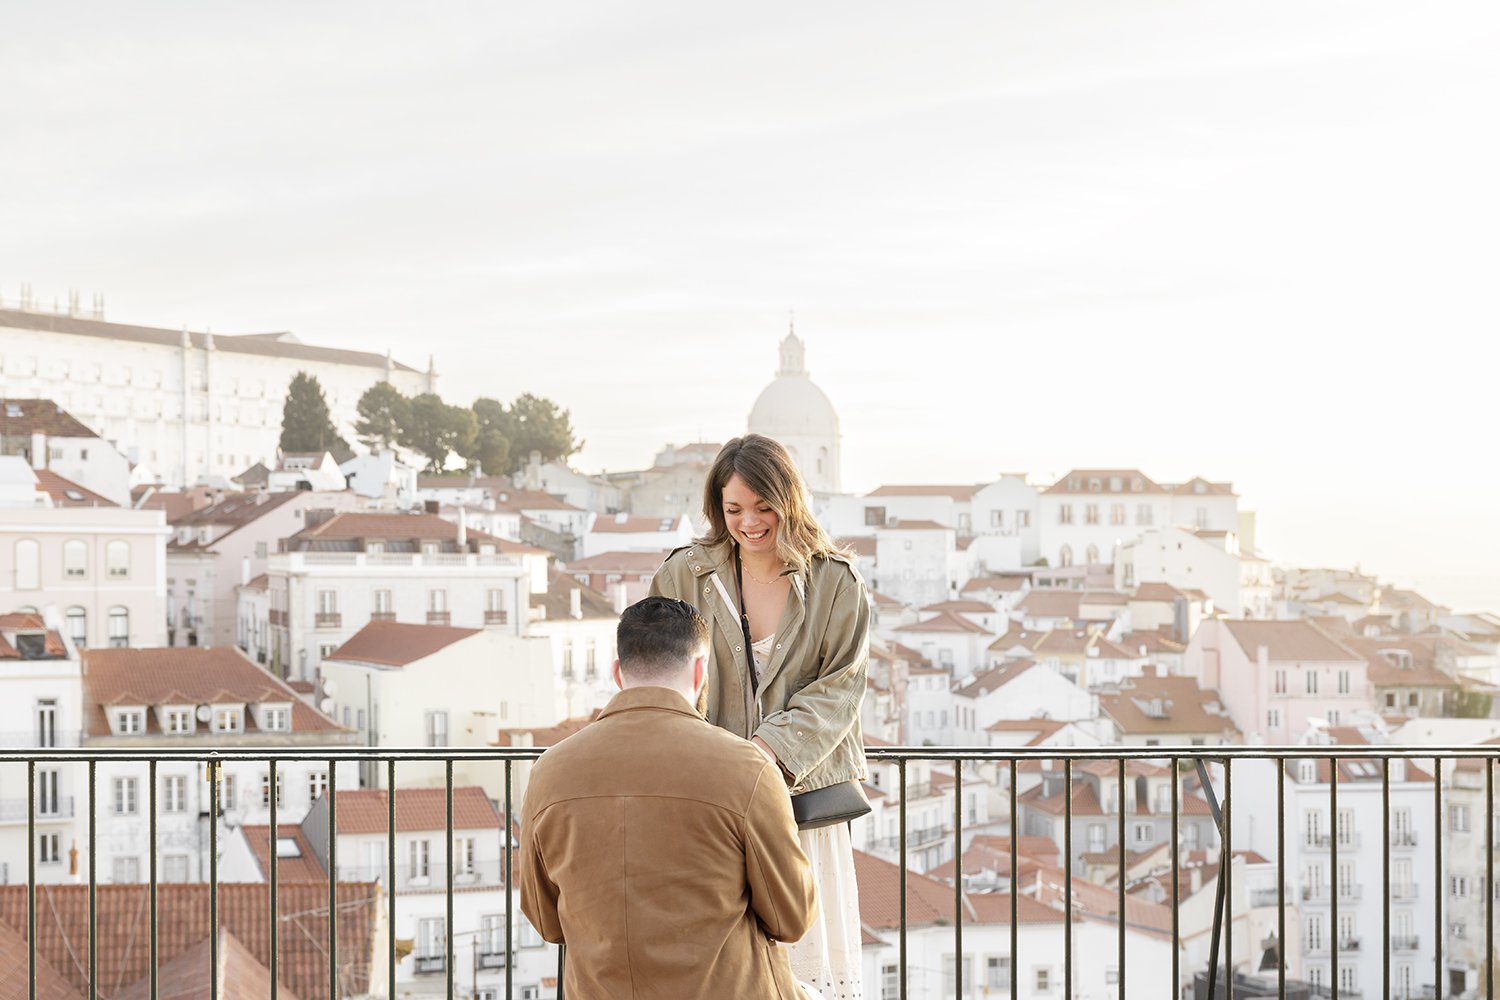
[[354, 382, 411, 451], [279, 371, 349, 457]]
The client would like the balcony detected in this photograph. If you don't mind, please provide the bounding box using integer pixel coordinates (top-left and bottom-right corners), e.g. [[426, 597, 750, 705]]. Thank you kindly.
[[314, 612, 341, 628], [370, 611, 396, 622], [0, 797, 75, 823], [483, 610, 509, 626], [0, 743, 1487, 1000], [426, 611, 451, 626], [1391, 829, 1418, 848]]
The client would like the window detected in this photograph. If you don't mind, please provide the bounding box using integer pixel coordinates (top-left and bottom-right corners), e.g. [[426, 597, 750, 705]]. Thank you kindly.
[[36, 699, 57, 748], [367, 540, 384, 555], [990, 510, 1004, 528], [1407, 691, 1419, 708], [416, 917, 445, 958], [1034, 967, 1051, 991], [1450, 804, 1470, 832], [112, 857, 140, 883], [486, 589, 507, 623], [1451, 875, 1469, 899], [986, 956, 1011, 990], [261, 770, 283, 808], [1306, 670, 1318, 695], [942, 954, 970, 996], [373, 589, 393, 614], [1274, 670, 1287, 694], [561, 642, 574, 680], [425, 711, 448, 747], [1059, 545, 1073, 567], [1017, 509, 1031, 528], [39, 833, 60, 865], [113, 777, 138, 815], [317, 589, 337, 613], [162, 854, 190, 883], [1136, 503, 1153, 526], [1110, 503, 1125, 525], [213, 708, 242, 733], [254, 541, 268, 559], [1339, 965, 1357, 994], [428, 589, 447, 613], [308, 771, 328, 802], [1337, 670, 1350, 694], [517, 915, 543, 948], [1305, 914, 1323, 951], [480, 913, 505, 955], [864, 506, 887, 527], [455, 836, 476, 877], [163, 775, 187, 813], [108, 607, 129, 648], [63, 540, 87, 578], [14, 540, 39, 589], [1134, 822, 1153, 844], [410, 839, 432, 882], [1086, 823, 1106, 852], [164, 709, 192, 734], [585, 640, 597, 680], [1385, 692, 1397, 709], [881, 965, 900, 1000], [1268, 708, 1281, 729], [1058, 504, 1073, 525], [1336, 809, 1354, 846], [220, 773, 237, 812], [1085, 503, 1099, 525], [116, 708, 145, 735], [262, 707, 290, 732], [106, 540, 130, 578], [65, 607, 87, 649]]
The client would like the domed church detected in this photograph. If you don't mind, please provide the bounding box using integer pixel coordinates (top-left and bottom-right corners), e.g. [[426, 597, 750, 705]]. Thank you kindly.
[[747, 327, 842, 495]]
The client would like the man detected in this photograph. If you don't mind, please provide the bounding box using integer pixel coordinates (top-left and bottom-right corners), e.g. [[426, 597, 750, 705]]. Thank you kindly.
[[519, 596, 817, 999]]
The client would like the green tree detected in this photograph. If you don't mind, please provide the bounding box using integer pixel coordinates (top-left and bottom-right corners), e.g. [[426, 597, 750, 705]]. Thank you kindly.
[[496, 393, 581, 473], [400, 393, 477, 473], [466, 397, 512, 476], [354, 382, 412, 451], [279, 371, 350, 458]]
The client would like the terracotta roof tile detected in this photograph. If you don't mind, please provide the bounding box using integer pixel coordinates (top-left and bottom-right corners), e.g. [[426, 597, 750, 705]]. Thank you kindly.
[[866, 485, 981, 501], [240, 824, 329, 883], [1043, 470, 1166, 495], [332, 786, 501, 834], [531, 570, 618, 621], [0, 920, 81, 1000], [589, 515, 684, 533], [894, 611, 992, 636], [326, 620, 481, 667], [1097, 675, 1241, 738], [0, 883, 377, 1000], [1016, 590, 1083, 619], [33, 470, 116, 508], [492, 712, 601, 748], [961, 574, 1029, 595], [954, 661, 1036, 699], [1223, 620, 1363, 663], [563, 550, 671, 573], [0, 399, 99, 439], [876, 520, 950, 532], [81, 648, 347, 736]]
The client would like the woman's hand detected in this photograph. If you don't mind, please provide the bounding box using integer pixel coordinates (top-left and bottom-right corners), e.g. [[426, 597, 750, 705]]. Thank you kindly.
[[751, 736, 778, 763]]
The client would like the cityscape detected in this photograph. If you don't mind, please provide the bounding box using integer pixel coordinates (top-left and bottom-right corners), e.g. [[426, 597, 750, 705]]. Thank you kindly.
[[0, 302, 1495, 999]]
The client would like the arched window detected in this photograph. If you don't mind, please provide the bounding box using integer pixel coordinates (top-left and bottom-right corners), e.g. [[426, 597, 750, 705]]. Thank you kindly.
[[65, 607, 87, 649], [107, 540, 130, 578], [817, 446, 829, 476], [1059, 544, 1073, 568], [14, 540, 39, 589], [63, 540, 88, 579], [1085, 544, 1099, 564], [107, 607, 130, 649]]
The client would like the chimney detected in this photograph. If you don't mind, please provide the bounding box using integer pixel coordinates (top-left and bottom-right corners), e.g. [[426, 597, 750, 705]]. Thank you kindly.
[[1189, 865, 1202, 894], [569, 588, 582, 620], [526, 451, 542, 490], [29, 432, 45, 469], [456, 507, 468, 547]]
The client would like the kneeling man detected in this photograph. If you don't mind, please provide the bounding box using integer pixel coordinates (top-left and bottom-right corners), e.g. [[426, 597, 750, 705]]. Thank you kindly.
[[519, 596, 817, 998]]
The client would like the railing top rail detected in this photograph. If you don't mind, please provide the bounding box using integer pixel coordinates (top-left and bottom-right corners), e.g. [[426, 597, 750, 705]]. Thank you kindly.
[[0, 743, 1495, 762]]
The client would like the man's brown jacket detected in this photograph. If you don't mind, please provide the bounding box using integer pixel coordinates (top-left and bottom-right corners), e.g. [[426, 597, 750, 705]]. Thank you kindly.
[[519, 685, 817, 999]]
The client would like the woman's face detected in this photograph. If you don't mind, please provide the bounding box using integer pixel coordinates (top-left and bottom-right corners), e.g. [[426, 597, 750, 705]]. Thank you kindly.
[[722, 473, 781, 555]]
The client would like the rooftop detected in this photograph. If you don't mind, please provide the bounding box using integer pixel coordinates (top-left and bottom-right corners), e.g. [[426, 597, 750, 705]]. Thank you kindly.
[[326, 620, 482, 667]]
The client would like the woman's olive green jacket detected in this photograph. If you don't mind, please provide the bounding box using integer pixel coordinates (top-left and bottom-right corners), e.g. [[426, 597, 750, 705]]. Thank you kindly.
[[650, 539, 869, 794]]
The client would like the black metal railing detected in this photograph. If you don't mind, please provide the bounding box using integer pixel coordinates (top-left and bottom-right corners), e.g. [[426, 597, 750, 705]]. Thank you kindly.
[[0, 744, 1493, 1000]]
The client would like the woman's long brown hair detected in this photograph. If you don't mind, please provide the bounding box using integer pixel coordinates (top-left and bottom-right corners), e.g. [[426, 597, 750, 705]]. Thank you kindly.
[[699, 434, 848, 571]]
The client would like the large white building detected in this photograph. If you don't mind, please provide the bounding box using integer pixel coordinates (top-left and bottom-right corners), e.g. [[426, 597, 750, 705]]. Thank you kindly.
[[746, 329, 841, 495], [0, 306, 432, 487], [1037, 469, 1239, 570], [0, 457, 168, 649]]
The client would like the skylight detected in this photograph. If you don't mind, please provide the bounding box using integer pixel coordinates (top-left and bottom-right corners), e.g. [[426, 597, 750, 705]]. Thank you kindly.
[[275, 837, 302, 858]]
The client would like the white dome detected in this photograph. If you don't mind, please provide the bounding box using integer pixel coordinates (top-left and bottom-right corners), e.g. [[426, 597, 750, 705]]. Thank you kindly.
[[746, 330, 841, 493]]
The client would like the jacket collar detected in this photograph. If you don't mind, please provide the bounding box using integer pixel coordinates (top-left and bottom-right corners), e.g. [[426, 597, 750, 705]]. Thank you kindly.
[[682, 539, 801, 584], [597, 685, 702, 720]]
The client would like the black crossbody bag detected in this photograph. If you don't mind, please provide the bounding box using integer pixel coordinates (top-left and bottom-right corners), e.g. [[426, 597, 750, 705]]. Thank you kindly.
[[734, 548, 870, 831]]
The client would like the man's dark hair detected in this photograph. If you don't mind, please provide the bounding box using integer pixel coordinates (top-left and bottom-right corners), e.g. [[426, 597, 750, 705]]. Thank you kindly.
[[616, 597, 709, 682]]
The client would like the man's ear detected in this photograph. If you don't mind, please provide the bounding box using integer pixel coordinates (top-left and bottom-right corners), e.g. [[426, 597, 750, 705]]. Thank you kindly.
[[692, 655, 707, 694], [612, 660, 624, 691]]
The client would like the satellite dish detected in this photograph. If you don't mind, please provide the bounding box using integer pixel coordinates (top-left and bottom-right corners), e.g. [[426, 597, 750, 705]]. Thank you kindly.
[[322, 678, 338, 697], [195, 705, 211, 722], [320, 697, 335, 714]]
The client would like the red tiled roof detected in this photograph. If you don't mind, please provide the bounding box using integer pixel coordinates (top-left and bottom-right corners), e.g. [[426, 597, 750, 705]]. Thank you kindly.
[[1222, 620, 1363, 663], [877, 520, 951, 532], [114, 930, 306, 1000], [0, 920, 80, 1000], [1017, 590, 1083, 619], [589, 515, 684, 533], [919, 600, 995, 614], [866, 485, 981, 501], [961, 574, 1029, 595], [240, 825, 328, 883], [0, 882, 378, 1000], [0, 398, 99, 439], [835, 536, 876, 557], [291, 512, 495, 543], [332, 786, 501, 834], [80, 648, 346, 736], [954, 661, 1036, 699], [1169, 478, 1235, 496], [33, 469, 117, 507], [532, 569, 618, 621], [563, 550, 671, 573], [1132, 582, 1189, 603], [492, 712, 601, 748], [326, 620, 481, 667], [1097, 675, 1241, 738], [1043, 470, 1166, 495], [895, 611, 992, 636]]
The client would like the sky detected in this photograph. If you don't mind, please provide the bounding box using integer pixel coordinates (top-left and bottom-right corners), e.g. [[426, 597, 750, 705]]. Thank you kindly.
[[3, 1, 1499, 609]]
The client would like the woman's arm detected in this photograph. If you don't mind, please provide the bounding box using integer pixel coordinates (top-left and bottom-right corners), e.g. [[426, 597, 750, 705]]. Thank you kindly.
[[753, 568, 869, 785]]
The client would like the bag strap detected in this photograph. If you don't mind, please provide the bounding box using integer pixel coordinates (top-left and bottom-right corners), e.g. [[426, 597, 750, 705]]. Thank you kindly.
[[733, 546, 760, 695]]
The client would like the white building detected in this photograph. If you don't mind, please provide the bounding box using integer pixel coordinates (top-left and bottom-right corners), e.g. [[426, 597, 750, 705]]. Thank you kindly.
[[0, 612, 84, 884], [1037, 469, 1240, 571], [891, 610, 994, 680], [80, 646, 358, 885], [0, 457, 168, 649], [318, 620, 557, 795], [340, 449, 421, 506], [0, 305, 432, 487], [266, 451, 347, 493], [1116, 525, 1270, 618], [951, 661, 1097, 741], [872, 521, 959, 609], [525, 570, 620, 720], [165, 489, 358, 649], [259, 511, 546, 681], [0, 398, 132, 505], [746, 329, 841, 495], [579, 513, 692, 559]]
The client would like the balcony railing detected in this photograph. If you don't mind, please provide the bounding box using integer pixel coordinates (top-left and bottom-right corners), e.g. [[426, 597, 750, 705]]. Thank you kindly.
[[314, 612, 342, 628], [0, 797, 74, 823], [0, 743, 1489, 1000], [426, 611, 451, 626]]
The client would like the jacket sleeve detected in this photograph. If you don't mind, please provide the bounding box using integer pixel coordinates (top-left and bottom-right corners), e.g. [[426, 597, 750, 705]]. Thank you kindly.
[[754, 566, 869, 784], [743, 764, 817, 942], [517, 777, 565, 945]]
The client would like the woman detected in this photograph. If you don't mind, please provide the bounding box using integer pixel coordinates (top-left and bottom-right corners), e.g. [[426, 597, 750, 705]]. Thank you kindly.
[[651, 434, 868, 1000]]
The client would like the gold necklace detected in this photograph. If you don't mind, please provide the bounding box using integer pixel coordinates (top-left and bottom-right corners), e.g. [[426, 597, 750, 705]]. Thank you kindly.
[[744, 564, 787, 586]]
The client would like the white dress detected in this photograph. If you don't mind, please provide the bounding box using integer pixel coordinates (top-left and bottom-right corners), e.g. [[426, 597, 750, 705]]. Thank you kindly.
[[753, 635, 863, 1000]]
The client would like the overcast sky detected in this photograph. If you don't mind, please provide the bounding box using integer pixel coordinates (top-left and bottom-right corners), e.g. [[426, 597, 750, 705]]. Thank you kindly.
[[4, 1, 1498, 609]]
